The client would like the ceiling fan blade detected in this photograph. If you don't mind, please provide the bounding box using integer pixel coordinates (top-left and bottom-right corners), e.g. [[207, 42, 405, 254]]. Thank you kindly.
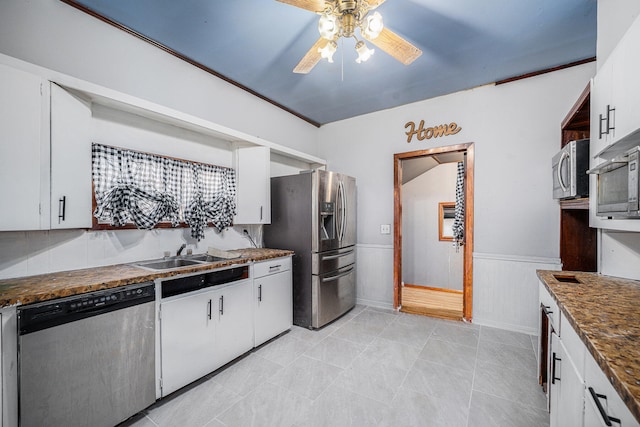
[[364, 27, 422, 65], [365, 0, 386, 9], [293, 38, 328, 74], [276, 0, 327, 13]]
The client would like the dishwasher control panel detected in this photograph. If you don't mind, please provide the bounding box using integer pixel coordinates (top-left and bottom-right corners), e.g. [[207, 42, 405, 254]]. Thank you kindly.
[[18, 282, 155, 335]]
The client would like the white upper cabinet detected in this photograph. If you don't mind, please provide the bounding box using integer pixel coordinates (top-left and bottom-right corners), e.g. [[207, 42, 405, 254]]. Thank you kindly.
[[591, 14, 640, 160], [50, 84, 93, 229], [234, 145, 271, 224], [0, 64, 50, 231]]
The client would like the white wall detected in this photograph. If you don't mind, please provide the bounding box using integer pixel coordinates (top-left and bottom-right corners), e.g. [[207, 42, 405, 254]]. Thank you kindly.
[[0, 0, 318, 154], [402, 163, 463, 291], [597, 0, 640, 69], [318, 63, 595, 331]]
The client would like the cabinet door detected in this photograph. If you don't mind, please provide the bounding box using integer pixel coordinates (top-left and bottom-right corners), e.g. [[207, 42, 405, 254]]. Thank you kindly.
[[590, 59, 615, 159], [160, 290, 217, 396], [584, 349, 637, 427], [555, 339, 585, 427], [0, 64, 49, 231], [254, 269, 293, 347], [212, 280, 254, 370], [612, 14, 640, 145], [50, 84, 93, 229], [234, 146, 271, 224]]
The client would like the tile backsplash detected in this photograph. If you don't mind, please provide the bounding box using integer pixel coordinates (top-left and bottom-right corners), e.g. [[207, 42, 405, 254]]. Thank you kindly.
[[0, 226, 257, 280]]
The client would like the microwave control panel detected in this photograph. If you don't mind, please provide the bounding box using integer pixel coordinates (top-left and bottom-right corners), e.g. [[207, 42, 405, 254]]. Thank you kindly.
[[629, 149, 638, 211]]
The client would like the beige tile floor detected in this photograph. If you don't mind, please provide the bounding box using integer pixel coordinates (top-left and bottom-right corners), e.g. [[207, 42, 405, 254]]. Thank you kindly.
[[121, 305, 549, 427]]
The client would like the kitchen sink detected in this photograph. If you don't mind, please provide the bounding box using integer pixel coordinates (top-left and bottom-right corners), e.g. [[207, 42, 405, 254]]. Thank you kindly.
[[553, 274, 581, 284], [132, 253, 243, 271], [185, 254, 241, 262], [133, 258, 204, 270]]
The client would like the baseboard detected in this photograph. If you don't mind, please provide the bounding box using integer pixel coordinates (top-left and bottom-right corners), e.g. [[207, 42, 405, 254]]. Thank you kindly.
[[356, 297, 395, 312], [472, 316, 539, 336]]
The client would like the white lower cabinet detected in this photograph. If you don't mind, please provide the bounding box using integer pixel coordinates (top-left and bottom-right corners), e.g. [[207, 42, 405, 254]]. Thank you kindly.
[[160, 258, 292, 397], [584, 349, 638, 427], [211, 280, 254, 370], [550, 330, 585, 427], [547, 311, 639, 427], [253, 257, 293, 347], [160, 286, 219, 396], [160, 278, 253, 397]]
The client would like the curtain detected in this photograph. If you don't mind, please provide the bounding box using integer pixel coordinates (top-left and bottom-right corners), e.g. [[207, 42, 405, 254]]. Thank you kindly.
[[92, 143, 236, 240], [452, 160, 465, 249]]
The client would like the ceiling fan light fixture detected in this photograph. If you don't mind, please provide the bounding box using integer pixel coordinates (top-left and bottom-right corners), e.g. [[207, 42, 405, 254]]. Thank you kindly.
[[318, 14, 339, 40], [355, 40, 374, 63], [318, 40, 338, 62], [362, 11, 384, 39]]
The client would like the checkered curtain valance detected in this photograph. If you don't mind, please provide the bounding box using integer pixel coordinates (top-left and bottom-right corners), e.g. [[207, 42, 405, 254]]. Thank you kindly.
[[92, 144, 236, 240]]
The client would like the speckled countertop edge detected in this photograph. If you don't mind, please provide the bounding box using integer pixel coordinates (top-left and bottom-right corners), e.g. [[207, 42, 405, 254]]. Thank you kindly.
[[537, 270, 640, 423], [0, 248, 293, 307]]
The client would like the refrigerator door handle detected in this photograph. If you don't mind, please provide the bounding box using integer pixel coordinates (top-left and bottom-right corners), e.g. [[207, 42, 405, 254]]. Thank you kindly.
[[321, 266, 355, 283], [337, 180, 347, 241], [321, 249, 355, 261]]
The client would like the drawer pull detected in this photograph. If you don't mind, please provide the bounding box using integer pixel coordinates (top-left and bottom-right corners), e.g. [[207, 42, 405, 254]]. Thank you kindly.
[[588, 387, 621, 426], [269, 265, 281, 271]]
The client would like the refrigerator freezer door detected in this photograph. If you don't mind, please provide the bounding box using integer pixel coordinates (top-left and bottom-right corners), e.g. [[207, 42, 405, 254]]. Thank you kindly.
[[312, 263, 356, 328], [311, 246, 356, 275]]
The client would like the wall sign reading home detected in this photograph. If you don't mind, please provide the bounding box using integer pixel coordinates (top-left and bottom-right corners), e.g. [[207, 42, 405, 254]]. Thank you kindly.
[[404, 120, 462, 143]]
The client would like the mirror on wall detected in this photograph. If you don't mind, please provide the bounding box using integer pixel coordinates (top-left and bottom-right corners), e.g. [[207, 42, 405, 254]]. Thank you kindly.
[[439, 202, 455, 241]]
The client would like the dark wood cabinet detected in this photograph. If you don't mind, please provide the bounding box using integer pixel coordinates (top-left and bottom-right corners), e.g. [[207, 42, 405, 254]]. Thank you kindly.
[[559, 84, 597, 272]]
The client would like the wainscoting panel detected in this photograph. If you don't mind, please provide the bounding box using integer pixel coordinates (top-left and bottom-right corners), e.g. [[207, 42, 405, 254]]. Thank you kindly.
[[472, 253, 562, 335], [355, 244, 394, 310]]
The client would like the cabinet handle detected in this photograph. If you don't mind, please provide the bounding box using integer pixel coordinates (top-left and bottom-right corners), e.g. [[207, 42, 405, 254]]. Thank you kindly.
[[260, 206, 263, 221], [58, 196, 66, 223], [269, 265, 281, 272], [551, 352, 561, 384], [207, 299, 212, 319], [219, 295, 224, 315], [606, 105, 616, 134], [542, 305, 553, 315], [258, 284, 262, 302], [588, 387, 621, 426]]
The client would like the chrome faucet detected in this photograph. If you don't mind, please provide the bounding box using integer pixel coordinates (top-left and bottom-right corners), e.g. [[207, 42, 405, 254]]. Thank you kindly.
[[176, 243, 187, 256]]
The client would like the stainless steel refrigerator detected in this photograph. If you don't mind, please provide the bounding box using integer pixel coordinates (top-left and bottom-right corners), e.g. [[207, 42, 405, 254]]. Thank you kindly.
[[264, 170, 356, 329]]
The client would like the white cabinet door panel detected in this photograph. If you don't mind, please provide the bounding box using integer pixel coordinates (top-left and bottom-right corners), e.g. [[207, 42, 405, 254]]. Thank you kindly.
[[234, 146, 270, 224], [212, 280, 254, 370], [254, 269, 293, 347], [160, 289, 217, 396], [50, 84, 93, 229], [0, 64, 49, 231]]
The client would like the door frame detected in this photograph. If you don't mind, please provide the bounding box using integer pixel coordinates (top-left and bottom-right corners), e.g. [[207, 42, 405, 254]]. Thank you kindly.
[[393, 142, 474, 321]]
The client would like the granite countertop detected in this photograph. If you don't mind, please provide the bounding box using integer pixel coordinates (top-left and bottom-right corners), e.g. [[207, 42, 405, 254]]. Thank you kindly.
[[0, 248, 293, 308], [537, 270, 640, 423]]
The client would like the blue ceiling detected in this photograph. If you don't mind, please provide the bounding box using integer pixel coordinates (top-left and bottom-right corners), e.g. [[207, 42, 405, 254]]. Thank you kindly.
[[64, 0, 597, 126]]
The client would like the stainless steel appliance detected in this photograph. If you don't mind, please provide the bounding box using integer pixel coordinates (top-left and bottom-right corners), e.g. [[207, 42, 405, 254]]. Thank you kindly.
[[552, 138, 590, 199], [588, 146, 640, 218], [18, 282, 156, 427], [264, 170, 356, 329]]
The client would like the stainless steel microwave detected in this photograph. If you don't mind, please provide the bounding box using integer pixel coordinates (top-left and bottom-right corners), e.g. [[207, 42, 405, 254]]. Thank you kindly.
[[588, 146, 640, 218], [552, 139, 590, 200]]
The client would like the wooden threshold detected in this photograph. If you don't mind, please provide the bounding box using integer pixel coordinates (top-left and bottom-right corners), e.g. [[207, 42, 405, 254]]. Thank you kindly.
[[400, 285, 463, 321]]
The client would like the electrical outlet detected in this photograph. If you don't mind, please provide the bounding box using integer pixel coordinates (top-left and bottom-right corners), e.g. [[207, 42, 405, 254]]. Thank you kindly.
[[380, 224, 391, 234]]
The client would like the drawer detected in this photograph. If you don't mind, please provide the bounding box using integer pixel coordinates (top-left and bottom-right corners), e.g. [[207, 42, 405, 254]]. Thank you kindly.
[[254, 256, 292, 278]]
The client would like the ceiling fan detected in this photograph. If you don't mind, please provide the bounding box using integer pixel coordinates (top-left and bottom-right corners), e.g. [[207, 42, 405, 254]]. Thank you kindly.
[[277, 0, 422, 73]]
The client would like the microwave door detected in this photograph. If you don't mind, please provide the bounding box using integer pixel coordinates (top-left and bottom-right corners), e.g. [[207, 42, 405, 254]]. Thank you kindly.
[[553, 150, 572, 199]]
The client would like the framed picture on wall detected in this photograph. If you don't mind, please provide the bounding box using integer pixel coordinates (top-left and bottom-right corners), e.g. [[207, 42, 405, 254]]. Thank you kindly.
[[439, 202, 455, 241]]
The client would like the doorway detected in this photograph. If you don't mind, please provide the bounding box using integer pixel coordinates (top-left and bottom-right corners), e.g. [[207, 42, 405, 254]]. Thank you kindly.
[[393, 143, 474, 321]]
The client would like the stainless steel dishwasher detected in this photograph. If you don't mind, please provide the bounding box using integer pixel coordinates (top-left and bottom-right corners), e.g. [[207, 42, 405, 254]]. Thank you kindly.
[[18, 282, 156, 427]]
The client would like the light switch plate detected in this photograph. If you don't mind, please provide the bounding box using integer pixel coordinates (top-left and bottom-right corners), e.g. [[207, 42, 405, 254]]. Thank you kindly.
[[380, 224, 391, 234]]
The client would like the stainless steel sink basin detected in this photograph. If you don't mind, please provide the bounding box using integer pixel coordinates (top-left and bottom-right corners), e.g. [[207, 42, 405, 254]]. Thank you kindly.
[[134, 258, 204, 270], [186, 254, 241, 262]]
